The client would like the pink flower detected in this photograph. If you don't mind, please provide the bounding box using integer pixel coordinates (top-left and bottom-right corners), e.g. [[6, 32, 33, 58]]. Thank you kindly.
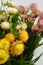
[[35, 10, 41, 16], [28, 17, 34, 22], [18, 5, 24, 13], [38, 19, 43, 28], [40, 13, 43, 18], [24, 7, 29, 13], [30, 3, 37, 11], [20, 14, 28, 19], [32, 25, 39, 34], [31, 13, 36, 18]]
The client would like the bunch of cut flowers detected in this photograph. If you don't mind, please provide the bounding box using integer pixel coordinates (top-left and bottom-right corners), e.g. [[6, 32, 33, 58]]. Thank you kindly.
[[0, 0, 43, 65]]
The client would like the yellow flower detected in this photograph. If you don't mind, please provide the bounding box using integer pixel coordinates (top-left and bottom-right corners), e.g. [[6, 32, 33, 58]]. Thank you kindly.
[[7, 7, 18, 14], [19, 30, 29, 42], [0, 38, 10, 51], [0, 49, 9, 64], [11, 40, 25, 56], [5, 33, 15, 43]]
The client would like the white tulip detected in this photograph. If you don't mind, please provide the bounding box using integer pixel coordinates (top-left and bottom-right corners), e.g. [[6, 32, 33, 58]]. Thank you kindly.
[[16, 24, 21, 30], [1, 0, 6, 5], [21, 22, 27, 30], [9, 1, 16, 7], [1, 21, 10, 30], [7, 7, 18, 14]]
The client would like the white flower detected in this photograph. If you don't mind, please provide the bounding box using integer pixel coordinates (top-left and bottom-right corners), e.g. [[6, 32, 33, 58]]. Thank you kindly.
[[16, 24, 21, 30], [21, 22, 27, 30], [27, 10, 32, 15], [1, 0, 6, 5], [9, 1, 16, 7], [7, 7, 18, 14], [1, 21, 10, 30]]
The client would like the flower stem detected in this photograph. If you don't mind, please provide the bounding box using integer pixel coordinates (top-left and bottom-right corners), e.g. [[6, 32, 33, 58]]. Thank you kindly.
[[9, 15, 12, 33]]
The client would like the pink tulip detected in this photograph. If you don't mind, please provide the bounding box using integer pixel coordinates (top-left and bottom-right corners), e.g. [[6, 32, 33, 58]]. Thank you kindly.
[[38, 19, 43, 28], [30, 3, 37, 11], [18, 5, 24, 13], [35, 9, 41, 16], [32, 25, 39, 34], [20, 14, 28, 19]]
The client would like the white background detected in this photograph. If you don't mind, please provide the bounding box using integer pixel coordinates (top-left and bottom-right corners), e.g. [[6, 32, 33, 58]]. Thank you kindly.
[[0, 0, 43, 65]]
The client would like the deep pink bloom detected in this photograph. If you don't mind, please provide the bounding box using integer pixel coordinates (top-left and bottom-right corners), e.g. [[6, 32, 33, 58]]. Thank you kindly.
[[30, 3, 37, 10], [32, 25, 39, 34], [38, 19, 43, 28], [20, 14, 28, 19], [35, 9, 41, 16], [40, 13, 43, 18], [18, 5, 24, 13]]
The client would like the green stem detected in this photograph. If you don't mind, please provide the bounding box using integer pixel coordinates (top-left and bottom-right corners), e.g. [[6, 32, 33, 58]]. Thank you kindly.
[[9, 15, 12, 33]]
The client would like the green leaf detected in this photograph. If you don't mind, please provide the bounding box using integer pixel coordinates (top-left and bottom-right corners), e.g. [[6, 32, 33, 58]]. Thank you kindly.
[[0, 10, 5, 14], [36, 43, 43, 49]]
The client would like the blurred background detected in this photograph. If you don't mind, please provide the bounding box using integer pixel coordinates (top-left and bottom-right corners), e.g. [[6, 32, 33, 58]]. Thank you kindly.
[[0, 0, 43, 65]]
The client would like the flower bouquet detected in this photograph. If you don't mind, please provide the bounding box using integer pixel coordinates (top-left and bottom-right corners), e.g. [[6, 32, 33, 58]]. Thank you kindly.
[[0, 0, 43, 65]]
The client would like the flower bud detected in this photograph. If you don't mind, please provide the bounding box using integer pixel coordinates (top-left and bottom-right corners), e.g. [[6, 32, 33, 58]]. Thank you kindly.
[[7, 7, 18, 14], [38, 19, 43, 28], [18, 5, 24, 13], [1, 21, 10, 30], [24, 7, 29, 13], [20, 14, 27, 19], [30, 3, 37, 11], [32, 25, 39, 34], [35, 10, 41, 16], [28, 17, 34, 22], [31, 13, 36, 18]]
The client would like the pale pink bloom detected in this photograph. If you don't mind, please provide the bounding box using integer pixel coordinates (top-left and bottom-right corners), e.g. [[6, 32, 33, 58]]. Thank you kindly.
[[28, 17, 34, 22], [24, 7, 29, 13], [18, 5, 24, 13], [20, 14, 27, 19], [35, 10, 41, 16], [30, 3, 37, 11], [31, 13, 36, 18]]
